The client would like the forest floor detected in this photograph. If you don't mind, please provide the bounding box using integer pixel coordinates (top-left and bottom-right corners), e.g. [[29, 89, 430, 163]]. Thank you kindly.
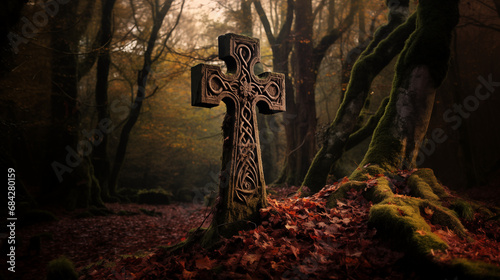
[[10, 182, 500, 280]]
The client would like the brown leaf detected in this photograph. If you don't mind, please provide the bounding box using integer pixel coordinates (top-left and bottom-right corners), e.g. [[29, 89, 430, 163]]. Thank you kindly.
[[285, 223, 298, 231], [182, 269, 197, 279], [416, 229, 427, 236], [424, 206, 434, 217], [303, 220, 316, 229], [195, 256, 214, 270], [241, 253, 261, 265]]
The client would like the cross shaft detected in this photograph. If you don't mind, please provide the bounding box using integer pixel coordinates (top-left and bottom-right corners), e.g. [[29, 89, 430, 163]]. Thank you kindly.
[[191, 33, 285, 230]]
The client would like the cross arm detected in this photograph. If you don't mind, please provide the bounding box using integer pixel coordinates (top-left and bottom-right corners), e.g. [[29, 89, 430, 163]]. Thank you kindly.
[[191, 63, 231, 108]]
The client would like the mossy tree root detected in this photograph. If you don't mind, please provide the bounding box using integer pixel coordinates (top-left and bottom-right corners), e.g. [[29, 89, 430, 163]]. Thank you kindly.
[[324, 166, 500, 279], [330, 167, 464, 253]]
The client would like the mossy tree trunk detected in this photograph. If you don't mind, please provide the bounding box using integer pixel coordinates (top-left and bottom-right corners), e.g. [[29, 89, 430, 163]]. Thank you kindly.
[[302, 0, 413, 193], [360, 0, 459, 171], [263, 0, 359, 186], [325, 0, 469, 263]]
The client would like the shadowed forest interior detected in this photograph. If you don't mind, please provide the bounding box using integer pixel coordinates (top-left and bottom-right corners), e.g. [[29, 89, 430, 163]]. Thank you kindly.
[[1, 0, 500, 279]]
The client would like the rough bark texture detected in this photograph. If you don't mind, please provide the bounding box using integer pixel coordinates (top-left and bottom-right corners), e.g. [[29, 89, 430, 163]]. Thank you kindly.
[[0, 0, 27, 75], [360, 0, 460, 170], [47, 0, 99, 209], [292, 0, 317, 186], [253, 0, 294, 184], [92, 0, 117, 200], [276, 0, 358, 186], [317, 2, 498, 275], [327, 0, 465, 266], [302, 0, 413, 193], [109, 1, 175, 195]]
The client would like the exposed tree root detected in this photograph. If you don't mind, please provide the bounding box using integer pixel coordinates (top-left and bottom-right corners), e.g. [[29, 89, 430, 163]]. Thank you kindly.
[[324, 166, 500, 279]]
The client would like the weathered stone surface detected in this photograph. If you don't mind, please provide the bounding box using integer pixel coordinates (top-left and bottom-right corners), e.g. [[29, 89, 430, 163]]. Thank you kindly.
[[191, 33, 285, 233]]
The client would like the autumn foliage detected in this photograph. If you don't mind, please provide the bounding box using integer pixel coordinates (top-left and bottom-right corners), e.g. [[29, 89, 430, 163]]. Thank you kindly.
[[69, 181, 500, 279]]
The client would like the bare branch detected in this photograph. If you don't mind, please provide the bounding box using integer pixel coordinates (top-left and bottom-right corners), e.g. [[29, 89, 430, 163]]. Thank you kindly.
[[153, 0, 185, 63], [276, 0, 294, 44], [313, 0, 328, 20], [253, 0, 276, 45]]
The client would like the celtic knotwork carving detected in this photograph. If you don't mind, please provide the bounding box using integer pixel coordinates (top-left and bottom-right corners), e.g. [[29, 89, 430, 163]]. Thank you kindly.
[[191, 33, 286, 206]]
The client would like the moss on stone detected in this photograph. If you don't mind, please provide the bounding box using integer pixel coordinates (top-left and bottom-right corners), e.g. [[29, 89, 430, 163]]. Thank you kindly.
[[451, 258, 500, 279]]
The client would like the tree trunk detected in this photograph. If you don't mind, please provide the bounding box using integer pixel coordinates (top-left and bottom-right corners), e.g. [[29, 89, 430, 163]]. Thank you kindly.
[[108, 1, 175, 195], [292, 0, 317, 185], [325, 0, 465, 261], [276, 0, 359, 186], [47, 0, 98, 209], [493, 0, 500, 17], [302, 0, 412, 193], [360, 0, 460, 171], [253, 0, 295, 184], [92, 0, 117, 200]]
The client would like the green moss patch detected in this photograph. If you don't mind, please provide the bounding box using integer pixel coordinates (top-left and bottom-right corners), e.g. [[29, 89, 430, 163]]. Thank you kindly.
[[366, 176, 395, 203], [368, 196, 449, 256], [411, 169, 449, 198], [137, 188, 172, 205], [328, 166, 469, 258], [450, 259, 500, 279], [407, 174, 440, 201], [46, 256, 78, 280], [449, 199, 475, 222]]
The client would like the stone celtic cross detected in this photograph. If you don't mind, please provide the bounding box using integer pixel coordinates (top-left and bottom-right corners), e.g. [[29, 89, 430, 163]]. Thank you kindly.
[[191, 33, 285, 232]]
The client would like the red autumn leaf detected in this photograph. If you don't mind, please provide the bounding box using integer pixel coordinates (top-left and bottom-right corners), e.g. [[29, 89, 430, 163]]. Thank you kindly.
[[397, 208, 406, 216], [182, 269, 197, 279]]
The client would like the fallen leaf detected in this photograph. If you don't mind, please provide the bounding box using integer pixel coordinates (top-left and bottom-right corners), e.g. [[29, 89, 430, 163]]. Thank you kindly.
[[195, 256, 214, 270], [416, 229, 427, 236], [285, 223, 298, 231], [241, 253, 261, 265], [182, 269, 197, 279], [424, 207, 434, 217]]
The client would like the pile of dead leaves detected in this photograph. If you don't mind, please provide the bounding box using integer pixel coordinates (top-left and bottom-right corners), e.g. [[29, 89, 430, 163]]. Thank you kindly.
[[81, 185, 410, 279], [17, 179, 500, 279], [14, 203, 211, 280]]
